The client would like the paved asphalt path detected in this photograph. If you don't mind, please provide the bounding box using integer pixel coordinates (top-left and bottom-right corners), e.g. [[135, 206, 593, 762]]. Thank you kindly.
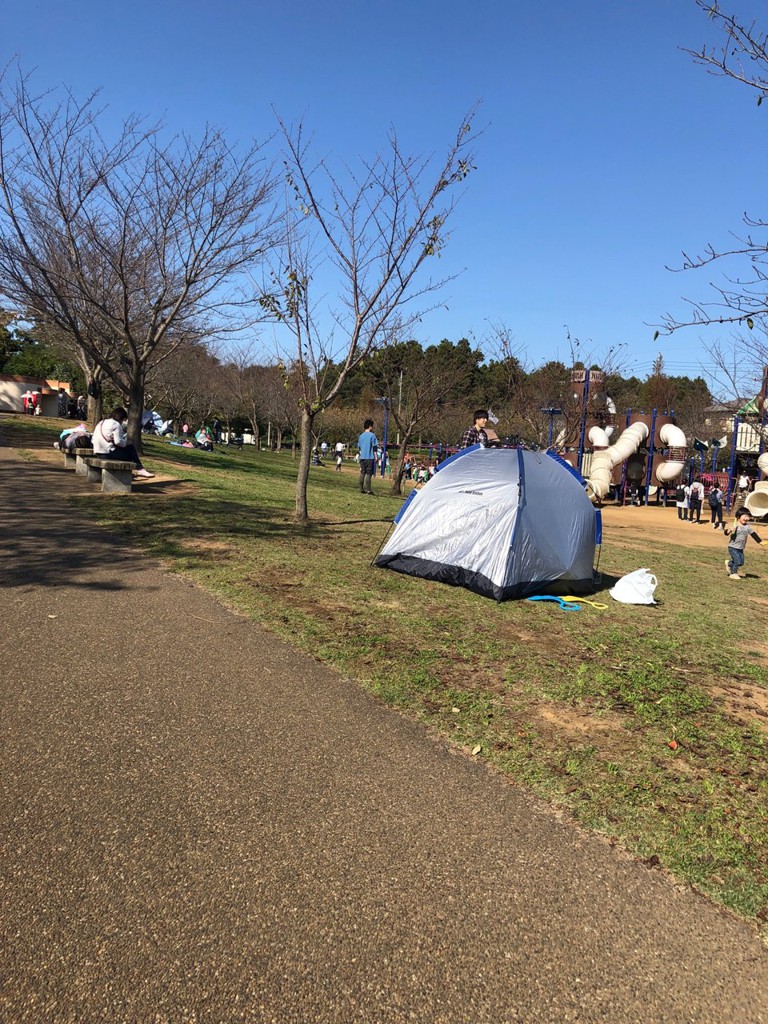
[[1, 445, 767, 1024]]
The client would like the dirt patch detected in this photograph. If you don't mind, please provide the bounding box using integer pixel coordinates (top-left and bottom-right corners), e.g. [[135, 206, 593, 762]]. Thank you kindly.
[[250, 567, 305, 589], [537, 703, 626, 738], [598, 503, 738, 550], [711, 680, 768, 732], [529, 703, 636, 763], [180, 538, 235, 555], [496, 624, 545, 645]]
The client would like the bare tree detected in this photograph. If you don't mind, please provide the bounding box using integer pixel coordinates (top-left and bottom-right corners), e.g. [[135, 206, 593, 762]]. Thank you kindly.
[[0, 69, 281, 443], [685, 1, 768, 100], [217, 343, 282, 445], [147, 339, 221, 428], [699, 330, 768, 400], [321, 402, 366, 451], [658, 3, 768, 339], [262, 109, 479, 525], [255, 362, 303, 453]]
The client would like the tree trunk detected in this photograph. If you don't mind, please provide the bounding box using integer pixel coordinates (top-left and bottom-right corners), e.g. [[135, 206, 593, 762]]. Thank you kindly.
[[390, 449, 407, 495], [294, 407, 315, 526], [86, 374, 103, 427], [125, 371, 146, 450], [248, 417, 260, 448], [389, 423, 416, 495]]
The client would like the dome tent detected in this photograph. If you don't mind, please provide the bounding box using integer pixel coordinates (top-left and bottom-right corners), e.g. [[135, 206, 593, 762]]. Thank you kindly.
[[375, 446, 599, 601]]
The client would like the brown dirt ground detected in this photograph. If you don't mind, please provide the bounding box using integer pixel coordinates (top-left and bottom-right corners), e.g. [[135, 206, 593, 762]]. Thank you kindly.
[[597, 500, 744, 549]]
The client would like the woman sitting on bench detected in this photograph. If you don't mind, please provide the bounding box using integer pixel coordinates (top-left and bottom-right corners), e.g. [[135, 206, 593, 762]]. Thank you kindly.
[[92, 407, 154, 478]]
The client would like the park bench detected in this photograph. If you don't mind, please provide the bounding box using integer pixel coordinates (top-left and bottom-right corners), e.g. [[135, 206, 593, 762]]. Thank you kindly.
[[63, 448, 94, 475], [81, 457, 135, 494]]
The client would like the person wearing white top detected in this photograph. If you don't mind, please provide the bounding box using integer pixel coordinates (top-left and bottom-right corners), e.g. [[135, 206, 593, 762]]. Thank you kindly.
[[92, 407, 154, 478], [675, 483, 690, 521], [688, 478, 705, 524]]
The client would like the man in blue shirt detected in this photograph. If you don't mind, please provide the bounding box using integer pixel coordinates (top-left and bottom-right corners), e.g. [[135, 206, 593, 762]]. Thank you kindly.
[[357, 419, 379, 495]]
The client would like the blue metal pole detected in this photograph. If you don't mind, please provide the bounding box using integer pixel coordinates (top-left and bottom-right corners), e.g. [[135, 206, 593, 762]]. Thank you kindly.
[[726, 415, 739, 511], [644, 409, 657, 506], [381, 402, 389, 477]]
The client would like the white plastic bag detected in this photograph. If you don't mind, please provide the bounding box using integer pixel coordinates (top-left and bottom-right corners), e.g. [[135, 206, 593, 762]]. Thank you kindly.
[[609, 568, 658, 605]]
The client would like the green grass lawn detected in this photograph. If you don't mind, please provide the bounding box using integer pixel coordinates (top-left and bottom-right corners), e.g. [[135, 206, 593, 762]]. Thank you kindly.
[[7, 415, 768, 926]]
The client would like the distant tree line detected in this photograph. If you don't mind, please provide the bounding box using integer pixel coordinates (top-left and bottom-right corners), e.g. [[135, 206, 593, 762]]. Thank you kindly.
[[0, 314, 717, 496]]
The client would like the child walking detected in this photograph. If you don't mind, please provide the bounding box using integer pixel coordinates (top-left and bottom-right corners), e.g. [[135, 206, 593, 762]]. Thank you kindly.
[[724, 509, 763, 579]]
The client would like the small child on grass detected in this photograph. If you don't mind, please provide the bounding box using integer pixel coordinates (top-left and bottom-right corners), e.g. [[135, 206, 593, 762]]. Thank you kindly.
[[724, 509, 763, 579]]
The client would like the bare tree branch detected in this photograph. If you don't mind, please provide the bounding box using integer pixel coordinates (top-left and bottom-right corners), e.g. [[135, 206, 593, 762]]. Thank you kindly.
[[264, 106, 481, 524], [659, 3, 768, 345]]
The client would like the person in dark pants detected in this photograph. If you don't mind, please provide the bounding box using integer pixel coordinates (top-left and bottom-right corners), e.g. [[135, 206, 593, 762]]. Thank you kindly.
[[708, 485, 724, 530], [689, 478, 705, 523], [357, 418, 379, 495]]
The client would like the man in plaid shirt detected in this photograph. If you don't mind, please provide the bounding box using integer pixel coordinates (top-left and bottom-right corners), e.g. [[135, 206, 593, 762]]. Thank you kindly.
[[459, 409, 489, 448]]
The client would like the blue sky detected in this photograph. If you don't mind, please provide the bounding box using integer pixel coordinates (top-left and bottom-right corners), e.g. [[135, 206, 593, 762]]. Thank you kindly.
[[1, 0, 765, 384]]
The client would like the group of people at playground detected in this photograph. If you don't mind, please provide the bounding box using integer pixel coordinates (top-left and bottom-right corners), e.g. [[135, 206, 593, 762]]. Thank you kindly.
[[675, 472, 755, 530], [675, 478, 726, 528]]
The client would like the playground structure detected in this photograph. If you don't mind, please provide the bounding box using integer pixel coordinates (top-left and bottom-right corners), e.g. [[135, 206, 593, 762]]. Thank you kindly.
[[560, 370, 689, 507], [584, 419, 687, 503], [558, 368, 768, 515]]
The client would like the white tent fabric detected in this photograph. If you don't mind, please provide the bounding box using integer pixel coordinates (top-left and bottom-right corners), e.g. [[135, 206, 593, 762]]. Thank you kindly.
[[142, 410, 172, 433], [375, 447, 598, 601]]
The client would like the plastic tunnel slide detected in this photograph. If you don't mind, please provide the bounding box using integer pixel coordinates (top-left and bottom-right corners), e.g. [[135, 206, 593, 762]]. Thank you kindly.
[[745, 450, 768, 518], [585, 421, 688, 503], [654, 423, 687, 483], [585, 422, 649, 502]]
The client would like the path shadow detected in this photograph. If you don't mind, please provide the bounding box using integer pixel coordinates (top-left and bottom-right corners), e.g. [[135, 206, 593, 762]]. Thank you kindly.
[[1, 461, 156, 591]]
